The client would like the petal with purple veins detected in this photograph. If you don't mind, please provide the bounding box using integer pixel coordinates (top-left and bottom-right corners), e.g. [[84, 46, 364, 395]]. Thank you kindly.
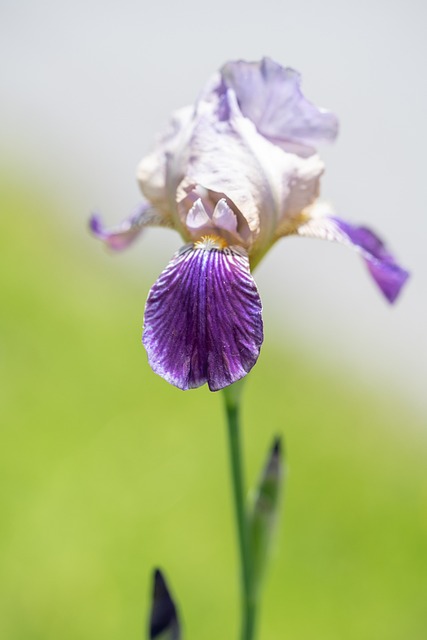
[[142, 240, 263, 391], [295, 211, 409, 303]]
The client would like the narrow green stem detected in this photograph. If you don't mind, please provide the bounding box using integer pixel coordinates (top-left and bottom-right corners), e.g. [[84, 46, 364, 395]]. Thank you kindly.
[[223, 381, 257, 640]]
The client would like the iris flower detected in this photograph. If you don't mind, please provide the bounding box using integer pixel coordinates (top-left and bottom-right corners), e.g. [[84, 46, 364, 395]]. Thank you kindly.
[[90, 57, 409, 391]]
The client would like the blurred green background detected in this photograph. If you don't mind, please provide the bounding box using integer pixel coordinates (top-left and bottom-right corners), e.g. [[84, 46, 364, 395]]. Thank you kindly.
[[1, 179, 426, 640]]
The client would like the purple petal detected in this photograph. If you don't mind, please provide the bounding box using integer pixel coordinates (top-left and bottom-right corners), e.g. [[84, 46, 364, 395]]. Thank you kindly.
[[89, 202, 171, 251], [333, 219, 410, 303], [296, 214, 409, 303], [143, 240, 263, 391], [219, 57, 339, 155]]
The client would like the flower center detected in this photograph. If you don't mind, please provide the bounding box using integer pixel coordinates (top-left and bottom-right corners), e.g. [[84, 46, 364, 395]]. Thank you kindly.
[[194, 235, 228, 251]]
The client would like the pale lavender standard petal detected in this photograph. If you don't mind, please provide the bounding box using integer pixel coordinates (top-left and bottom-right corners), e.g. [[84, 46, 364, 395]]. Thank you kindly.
[[219, 57, 339, 154], [143, 241, 263, 391], [177, 88, 325, 260], [296, 213, 409, 303], [89, 202, 171, 251]]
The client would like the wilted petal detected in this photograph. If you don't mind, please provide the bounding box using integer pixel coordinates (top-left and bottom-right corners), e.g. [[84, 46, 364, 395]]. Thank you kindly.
[[143, 239, 263, 391], [219, 57, 338, 155], [296, 210, 410, 303], [89, 202, 171, 251]]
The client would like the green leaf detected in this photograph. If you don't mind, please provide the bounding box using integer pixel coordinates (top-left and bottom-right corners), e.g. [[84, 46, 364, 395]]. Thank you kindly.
[[249, 437, 285, 596], [149, 569, 181, 640]]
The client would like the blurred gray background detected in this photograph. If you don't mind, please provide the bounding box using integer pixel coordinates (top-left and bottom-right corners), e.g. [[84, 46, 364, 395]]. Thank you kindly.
[[1, 0, 426, 413]]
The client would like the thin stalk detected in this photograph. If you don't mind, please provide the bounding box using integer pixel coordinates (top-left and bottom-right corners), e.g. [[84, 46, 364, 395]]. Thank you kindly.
[[223, 381, 257, 640]]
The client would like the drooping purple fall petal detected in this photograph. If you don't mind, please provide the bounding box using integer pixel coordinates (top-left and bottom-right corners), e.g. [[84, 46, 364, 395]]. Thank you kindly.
[[89, 203, 172, 251], [296, 213, 409, 303], [142, 239, 263, 391], [219, 57, 339, 155]]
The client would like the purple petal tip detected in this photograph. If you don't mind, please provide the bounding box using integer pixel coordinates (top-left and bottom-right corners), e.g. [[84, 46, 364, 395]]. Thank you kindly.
[[334, 220, 410, 304], [366, 260, 409, 304], [89, 208, 145, 251]]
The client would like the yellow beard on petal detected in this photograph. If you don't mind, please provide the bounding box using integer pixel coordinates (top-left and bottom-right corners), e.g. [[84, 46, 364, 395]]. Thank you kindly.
[[194, 235, 228, 251]]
